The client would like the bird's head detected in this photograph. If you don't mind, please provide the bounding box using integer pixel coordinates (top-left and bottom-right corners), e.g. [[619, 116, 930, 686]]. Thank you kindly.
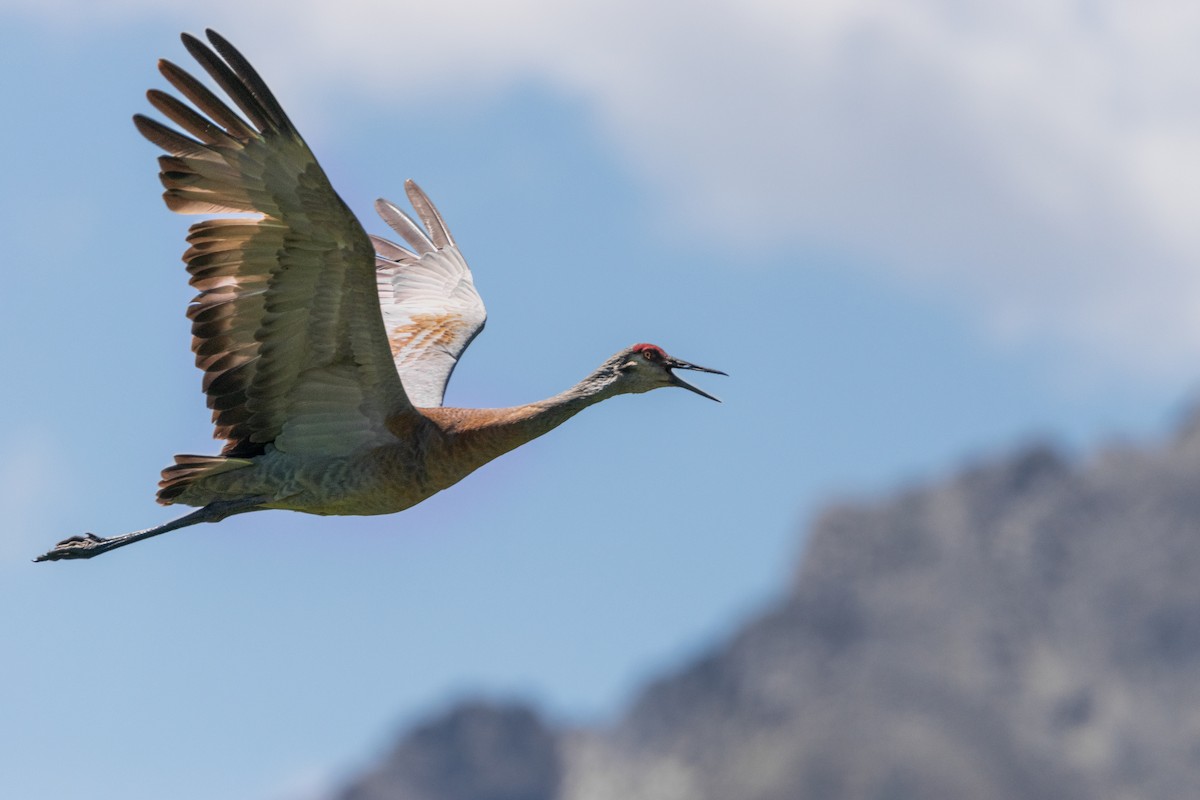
[[613, 343, 727, 401]]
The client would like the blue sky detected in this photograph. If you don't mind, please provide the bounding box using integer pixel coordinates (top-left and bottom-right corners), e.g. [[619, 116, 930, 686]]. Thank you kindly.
[[3, 3, 1199, 799]]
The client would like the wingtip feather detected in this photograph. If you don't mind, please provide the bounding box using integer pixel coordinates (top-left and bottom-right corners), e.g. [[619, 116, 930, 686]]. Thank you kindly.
[[403, 180, 454, 249], [375, 197, 435, 254]]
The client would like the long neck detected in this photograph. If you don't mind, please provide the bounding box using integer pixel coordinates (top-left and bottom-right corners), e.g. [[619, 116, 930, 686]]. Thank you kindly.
[[509, 362, 626, 441], [425, 358, 626, 475]]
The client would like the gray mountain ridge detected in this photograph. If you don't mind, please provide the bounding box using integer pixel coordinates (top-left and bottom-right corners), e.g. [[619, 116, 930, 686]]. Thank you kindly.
[[332, 411, 1200, 800]]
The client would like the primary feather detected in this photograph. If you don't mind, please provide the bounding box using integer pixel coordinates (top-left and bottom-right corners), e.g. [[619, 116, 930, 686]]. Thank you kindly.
[[135, 30, 415, 462]]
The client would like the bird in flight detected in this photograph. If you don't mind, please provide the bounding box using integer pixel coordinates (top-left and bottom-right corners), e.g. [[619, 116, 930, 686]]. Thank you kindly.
[[36, 30, 724, 563]]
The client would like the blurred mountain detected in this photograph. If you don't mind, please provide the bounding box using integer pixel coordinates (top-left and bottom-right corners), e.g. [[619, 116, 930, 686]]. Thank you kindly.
[[331, 412, 1200, 800], [336, 703, 559, 800]]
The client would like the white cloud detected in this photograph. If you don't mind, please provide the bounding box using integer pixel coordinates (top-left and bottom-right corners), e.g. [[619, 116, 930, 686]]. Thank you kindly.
[[12, 0, 1200, 376]]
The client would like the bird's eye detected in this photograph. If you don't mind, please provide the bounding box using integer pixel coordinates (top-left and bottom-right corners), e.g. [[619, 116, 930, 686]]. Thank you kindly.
[[642, 349, 659, 362]]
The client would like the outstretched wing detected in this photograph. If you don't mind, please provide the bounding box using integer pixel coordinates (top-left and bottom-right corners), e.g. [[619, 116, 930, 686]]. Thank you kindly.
[[135, 30, 416, 457], [371, 181, 486, 408]]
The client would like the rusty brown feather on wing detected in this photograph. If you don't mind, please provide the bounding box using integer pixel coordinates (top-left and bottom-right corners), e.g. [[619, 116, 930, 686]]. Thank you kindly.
[[388, 312, 468, 361]]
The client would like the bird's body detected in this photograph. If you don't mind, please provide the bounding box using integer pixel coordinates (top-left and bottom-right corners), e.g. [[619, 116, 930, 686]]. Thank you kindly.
[[35, 30, 723, 563], [170, 369, 629, 517]]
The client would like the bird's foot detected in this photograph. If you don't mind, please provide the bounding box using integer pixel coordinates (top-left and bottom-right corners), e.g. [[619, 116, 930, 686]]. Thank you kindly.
[[34, 533, 108, 562]]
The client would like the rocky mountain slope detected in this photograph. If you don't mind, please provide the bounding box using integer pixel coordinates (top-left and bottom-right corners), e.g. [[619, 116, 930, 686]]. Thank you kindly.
[[333, 414, 1200, 800]]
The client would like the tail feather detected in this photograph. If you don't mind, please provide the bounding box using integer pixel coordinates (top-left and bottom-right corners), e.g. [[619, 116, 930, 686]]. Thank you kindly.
[[157, 454, 252, 505]]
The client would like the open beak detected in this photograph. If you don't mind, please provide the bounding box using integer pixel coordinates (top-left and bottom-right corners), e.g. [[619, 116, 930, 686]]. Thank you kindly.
[[665, 357, 727, 402]]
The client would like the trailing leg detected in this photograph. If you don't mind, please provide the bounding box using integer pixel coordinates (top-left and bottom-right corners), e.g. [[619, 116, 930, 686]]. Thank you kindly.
[[34, 496, 267, 562]]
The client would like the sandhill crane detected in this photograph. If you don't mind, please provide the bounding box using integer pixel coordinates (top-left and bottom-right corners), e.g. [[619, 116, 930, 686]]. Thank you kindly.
[[35, 30, 723, 563]]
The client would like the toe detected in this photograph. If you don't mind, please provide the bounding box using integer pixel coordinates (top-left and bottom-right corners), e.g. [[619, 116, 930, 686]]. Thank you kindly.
[[34, 534, 104, 562]]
